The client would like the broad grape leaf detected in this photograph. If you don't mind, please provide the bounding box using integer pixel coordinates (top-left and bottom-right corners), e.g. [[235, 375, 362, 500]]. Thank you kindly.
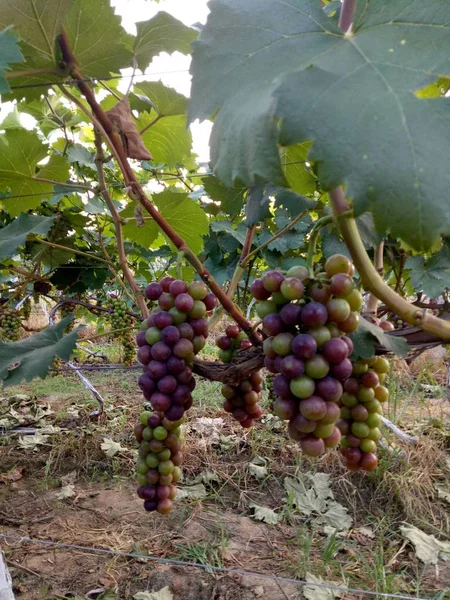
[[101, 438, 126, 457], [400, 524, 450, 565], [0, 129, 69, 215], [134, 12, 197, 71], [405, 248, 450, 298], [304, 573, 346, 600], [269, 186, 315, 219], [121, 203, 159, 249], [0, 27, 24, 94], [210, 221, 247, 245], [0, 316, 79, 387], [249, 504, 280, 525], [139, 113, 193, 167], [281, 143, 316, 196], [67, 144, 95, 167], [202, 176, 245, 217], [176, 483, 207, 500], [134, 81, 188, 117], [349, 317, 408, 359], [0, 214, 55, 258], [189, 0, 450, 251]]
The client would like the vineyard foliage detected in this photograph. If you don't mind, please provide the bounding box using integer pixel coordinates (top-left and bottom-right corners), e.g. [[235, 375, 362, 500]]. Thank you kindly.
[[0, 0, 449, 386]]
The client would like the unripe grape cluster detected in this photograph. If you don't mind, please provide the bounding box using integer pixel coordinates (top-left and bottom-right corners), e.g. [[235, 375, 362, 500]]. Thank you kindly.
[[22, 297, 32, 320], [60, 301, 76, 332], [216, 324, 252, 363], [135, 276, 218, 512], [338, 356, 389, 471], [106, 296, 135, 365], [252, 254, 363, 458], [0, 307, 22, 341]]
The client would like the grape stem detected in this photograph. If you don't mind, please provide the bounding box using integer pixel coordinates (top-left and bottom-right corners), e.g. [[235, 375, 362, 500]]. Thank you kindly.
[[56, 31, 257, 342], [329, 187, 450, 339], [35, 239, 111, 265], [94, 131, 148, 317], [366, 242, 385, 316], [305, 214, 334, 276]]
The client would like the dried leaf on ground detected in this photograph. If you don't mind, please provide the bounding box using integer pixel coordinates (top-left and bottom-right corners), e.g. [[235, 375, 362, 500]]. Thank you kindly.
[[248, 456, 268, 479], [101, 438, 126, 457], [192, 469, 220, 485], [435, 485, 450, 504], [303, 573, 346, 600], [400, 523, 450, 565], [18, 432, 49, 450], [134, 587, 173, 600], [249, 503, 280, 525], [57, 484, 76, 500], [0, 466, 23, 483], [176, 483, 207, 500]]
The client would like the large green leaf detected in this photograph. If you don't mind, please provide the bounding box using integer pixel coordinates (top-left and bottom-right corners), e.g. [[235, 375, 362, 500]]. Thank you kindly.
[[134, 81, 188, 117], [0, 213, 55, 258], [202, 176, 245, 218], [282, 144, 316, 196], [139, 113, 193, 167], [349, 318, 409, 359], [134, 12, 197, 71], [405, 248, 450, 298], [189, 0, 450, 251], [0, 316, 80, 387], [0, 27, 24, 94], [121, 203, 159, 249], [0, 129, 69, 215]]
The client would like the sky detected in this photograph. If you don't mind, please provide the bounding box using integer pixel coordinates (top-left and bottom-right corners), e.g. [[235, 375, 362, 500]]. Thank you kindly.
[[111, 0, 211, 162]]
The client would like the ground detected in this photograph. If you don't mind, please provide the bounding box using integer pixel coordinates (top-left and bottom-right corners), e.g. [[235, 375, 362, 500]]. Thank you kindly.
[[1, 343, 449, 600]]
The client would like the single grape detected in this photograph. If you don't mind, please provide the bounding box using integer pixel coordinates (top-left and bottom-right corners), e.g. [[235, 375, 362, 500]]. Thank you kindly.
[[351, 404, 369, 422], [147, 360, 168, 379], [136, 331, 147, 347], [151, 341, 172, 361], [343, 289, 364, 312], [165, 404, 185, 421], [380, 320, 395, 331], [305, 355, 330, 379], [326, 298, 351, 323], [330, 273, 354, 297], [290, 375, 315, 399], [158, 375, 178, 395], [339, 311, 360, 333], [300, 435, 325, 457], [320, 401, 341, 424], [138, 374, 156, 398], [308, 326, 331, 348], [145, 327, 162, 345], [217, 335, 232, 350], [169, 279, 188, 297], [281, 355, 305, 378], [256, 300, 277, 319], [273, 397, 297, 420], [330, 358, 353, 381], [175, 293, 195, 313], [315, 376, 343, 402], [292, 334, 318, 360], [314, 422, 335, 439], [300, 396, 327, 421], [272, 332, 294, 356], [351, 421, 370, 439], [148, 414, 161, 428], [166, 356, 185, 375], [251, 279, 271, 300], [322, 338, 349, 364], [153, 311, 173, 330], [263, 313, 285, 336], [150, 392, 172, 412], [280, 277, 304, 300], [145, 282, 163, 301], [291, 413, 317, 433], [373, 356, 389, 374], [190, 318, 209, 337], [172, 385, 191, 405], [173, 338, 194, 359], [279, 303, 302, 326], [360, 452, 378, 471], [262, 270, 285, 292], [301, 302, 328, 328], [159, 293, 175, 310], [323, 427, 341, 448], [325, 254, 352, 277], [203, 293, 217, 311], [188, 281, 208, 300], [161, 325, 181, 346], [286, 265, 309, 280], [374, 385, 389, 403], [273, 374, 292, 398], [309, 282, 332, 304]]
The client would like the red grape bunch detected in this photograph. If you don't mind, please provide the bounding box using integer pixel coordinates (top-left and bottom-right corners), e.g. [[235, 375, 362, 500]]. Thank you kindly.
[[134, 276, 217, 513], [252, 254, 363, 458], [338, 356, 389, 471], [106, 296, 135, 365], [0, 307, 22, 341], [216, 323, 252, 363]]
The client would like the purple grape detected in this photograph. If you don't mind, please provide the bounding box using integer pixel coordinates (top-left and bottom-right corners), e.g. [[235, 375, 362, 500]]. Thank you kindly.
[[169, 279, 188, 296], [160, 276, 175, 292], [142, 485, 157, 501], [158, 375, 178, 394], [177, 322, 194, 340], [273, 374, 292, 398], [137, 345, 152, 365], [315, 376, 343, 402], [147, 360, 168, 379], [264, 356, 277, 373], [151, 341, 172, 361], [322, 338, 349, 364], [167, 356, 185, 375], [342, 336, 354, 355], [161, 325, 181, 346], [292, 334, 318, 360], [262, 270, 285, 292], [177, 366, 193, 384], [203, 293, 217, 311], [217, 335, 232, 350], [144, 499, 158, 512], [146, 313, 156, 327], [175, 293, 195, 313], [187, 377, 196, 392], [137, 486, 146, 499], [138, 373, 156, 399], [148, 414, 161, 428], [263, 313, 285, 336], [331, 358, 353, 381], [153, 311, 173, 330], [145, 283, 163, 301], [136, 331, 147, 347], [165, 405, 185, 421], [185, 396, 193, 410], [173, 338, 194, 359], [279, 303, 302, 326], [159, 293, 175, 310], [251, 278, 271, 300], [301, 302, 328, 327], [274, 355, 284, 372], [190, 318, 209, 337], [282, 355, 305, 378], [150, 392, 172, 411], [172, 385, 191, 405]]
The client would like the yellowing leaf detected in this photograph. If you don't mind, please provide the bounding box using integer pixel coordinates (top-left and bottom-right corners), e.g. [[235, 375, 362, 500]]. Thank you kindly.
[[249, 504, 280, 525], [57, 484, 76, 500], [304, 573, 346, 600], [400, 523, 450, 565], [101, 438, 125, 457]]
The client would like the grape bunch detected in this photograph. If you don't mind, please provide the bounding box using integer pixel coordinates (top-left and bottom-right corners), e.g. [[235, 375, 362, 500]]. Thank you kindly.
[[105, 296, 135, 365], [338, 356, 389, 471], [386, 313, 407, 331], [216, 324, 252, 363], [221, 371, 263, 428], [0, 307, 22, 341], [33, 280, 52, 297], [252, 254, 363, 458], [135, 276, 217, 512], [135, 410, 182, 514], [60, 301, 76, 332], [22, 297, 32, 320]]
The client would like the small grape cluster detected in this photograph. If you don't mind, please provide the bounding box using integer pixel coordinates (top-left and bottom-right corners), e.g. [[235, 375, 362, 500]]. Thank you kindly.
[[135, 411, 182, 514], [221, 371, 263, 428], [216, 324, 252, 363], [60, 301, 76, 332], [252, 254, 363, 458], [338, 356, 389, 471], [386, 313, 407, 330], [105, 296, 135, 365], [135, 276, 217, 512], [22, 297, 32, 320], [0, 307, 22, 341], [33, 280, 52, 296]]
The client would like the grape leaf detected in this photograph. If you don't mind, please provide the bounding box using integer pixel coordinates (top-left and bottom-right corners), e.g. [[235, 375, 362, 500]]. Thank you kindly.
[[202, 176, 245, 217], [0, 27, 24, 94], [210, 221, 247, 245], [245, 185, 270, 226], [134, 12, 197, 71], [0, 316, 80, 387], [121, 203, 159, 249], [189, 0, 450, 251], [281, 143, 316, 196], [405, 248, 450, 298], [0, 214, 55, 258], [134, 81, 188, 117], [139, 113, 193, 167], [349, 317, 408, 359], [0, 129, 69, 215]]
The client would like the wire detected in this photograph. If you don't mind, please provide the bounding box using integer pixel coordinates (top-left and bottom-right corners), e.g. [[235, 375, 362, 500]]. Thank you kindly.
[[8, 70, 190, 91], [0, 533, 432, 600]]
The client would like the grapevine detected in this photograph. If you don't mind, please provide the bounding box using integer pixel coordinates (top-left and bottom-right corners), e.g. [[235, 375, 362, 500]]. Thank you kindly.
[[134, 276, 217, 513]]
